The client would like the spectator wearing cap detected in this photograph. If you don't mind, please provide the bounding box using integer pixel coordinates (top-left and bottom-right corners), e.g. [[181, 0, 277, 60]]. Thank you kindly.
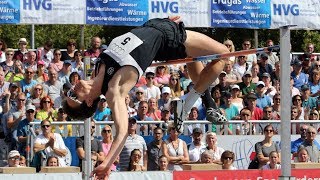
[[132, 87, 146, 110], [300, 84, 317, 110], [132, 101, 154, 135], [224, 60, 242, 85], [93, 94, 111, 122], [300, 52, 313, 74], [188, 127, 206, 162], [255, 81, 272, 109], [13, 38, 28, 62], [246, 93, 263, 120], [308, 69, 320, 97], [58, 60, 72, 85], [17, 104, 40, 156], [215, 71, 231, 97], [6, 150, 21, 167], [49, 49, 64, 73], [141, 72, 161, 101], [238, 71, 256, 97], [261, 72, 277, 101], [61, 39, 77, 61], [230, 84, 243, 112], [233, 55, 248, 77], [265, 40, 279, 70], [35, 60, 49, 83], [291, 60, 308, 90], [147, 127, 164, 170], [119, 117, 148, 171], [258, 52, 273, 79], [19, 67, 37, 98], [55, 107, 72, 137], [158, 86, 171, 111]]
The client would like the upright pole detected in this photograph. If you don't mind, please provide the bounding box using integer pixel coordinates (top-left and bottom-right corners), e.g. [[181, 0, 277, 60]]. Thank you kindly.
[[254, 29, 258, 48], [279, 26, 293, 180], [31, 24, 35, 49], [83, 118, 92, 180]]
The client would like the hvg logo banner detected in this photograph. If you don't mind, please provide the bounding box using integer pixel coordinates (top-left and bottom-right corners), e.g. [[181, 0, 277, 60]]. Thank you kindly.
[[20, 0, 86, 24]]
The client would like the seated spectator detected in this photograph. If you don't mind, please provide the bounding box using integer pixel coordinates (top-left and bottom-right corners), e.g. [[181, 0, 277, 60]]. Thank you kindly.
[[93, 95, 111, 121], [46, 156, 59, 167], [36, 96, 57, 122], [43, 68, 63, 109], [147, 127, 164, 171], [200, 150, 215, 163], [223, 39, 236, 63], [261, 73, 276, 101], [158, 86, 171, 111], [254, 125, 280, 168], [261, 151, 281, 170], [91, 151, 98, 169], [241, 39, 257, 71], [55, 107, 72, 137], [292, 95, 305, 120], [188, 127, 206, 162], [308, 69, 320, 97], [270, 62, 280, 86], [160, 107, 172, 131], [61, 39, 76, 61], [272, 93, 281, 120], [211, 86, 223, 108], [251, 64, 260, 84], [291, 124, 310, 154], [19, 67, 37, 98], [215, 71, 231, 97], [245, 94, 263, 120], [186, 107, 205, 135], [127, 149, 145, 171], [58, 60, 72, 85], [147, 97, 161, 121], [224, 60, 242, 85], [220, 92, 239, 121], [255, 81, 272, 109], [141, 72, 161, 101], [161, 124, 189, 171], [221, 150, 237, 170], [258, 53, 273, 79], [294, 147, 310, 163], [29, 84, 46, 110], [6, 60, 24, 83], [259, 106, 279, 134], [119, 117, 147, 171], [101, 125, 118, 171], [154, 66, 170, 88], [202, 132, 224, 164], [19, 155, 26, 167], [169, 73, 184, 98], [70, 52, 84, 79], [133, 101, 154, 135], [6, 150, 21, 167], [298, 126, 320, 162], [158, 155, 169, 171], [291, 60, 308, 90], [233, 55, 248, 77], [125, 94, 137, 118], [265, 40, 279, 70], [238, 71, 256, 97], [34, 60, 48, 83], [235, 107, 254, 135], [301, 85, 317, 110], [49, 49, 64, 72], [33, 120, 67, 166], [180, 66, 192, 93], [132, 87, 146, 110], [230, 84, 243, 113]]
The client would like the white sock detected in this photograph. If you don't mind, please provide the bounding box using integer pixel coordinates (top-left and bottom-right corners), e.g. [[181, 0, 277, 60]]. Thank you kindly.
[[183, 88, 201, 113]]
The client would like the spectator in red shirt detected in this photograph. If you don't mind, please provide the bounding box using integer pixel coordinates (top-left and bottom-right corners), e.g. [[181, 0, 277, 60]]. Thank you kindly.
[[246, 93, 263, 120]]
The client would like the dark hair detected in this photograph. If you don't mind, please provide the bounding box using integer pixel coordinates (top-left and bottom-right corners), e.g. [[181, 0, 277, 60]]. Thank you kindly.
[[264, 124, 274, 132], [69, 72, 81, 83], [128, 149, 142, 171], [62, 98, 99, 120], [0, 39, 8, 51], [220, 150, 235, 161], [292, 94, 302, 106], [46, 156, 59, 166]]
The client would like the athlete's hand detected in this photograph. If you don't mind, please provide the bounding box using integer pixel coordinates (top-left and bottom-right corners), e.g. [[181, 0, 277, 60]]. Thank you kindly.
[[91, 163, 111, 180]]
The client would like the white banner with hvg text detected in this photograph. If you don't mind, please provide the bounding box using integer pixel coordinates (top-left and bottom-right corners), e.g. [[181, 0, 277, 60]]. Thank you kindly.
[[19, 0, 86, 24]]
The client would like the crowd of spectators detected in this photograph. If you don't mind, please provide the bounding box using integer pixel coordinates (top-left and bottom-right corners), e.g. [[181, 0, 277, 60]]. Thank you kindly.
[[0, 37, 319, 172]]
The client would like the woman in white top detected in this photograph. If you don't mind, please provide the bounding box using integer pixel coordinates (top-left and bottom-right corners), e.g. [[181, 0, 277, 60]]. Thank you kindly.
[[233, 55, 248, 77], [161, 124, 189, 170], [203, 132, 224, 164], [261, 151, 281, 170], [221, 150, 237, 170], [223, 39, 236, 63]]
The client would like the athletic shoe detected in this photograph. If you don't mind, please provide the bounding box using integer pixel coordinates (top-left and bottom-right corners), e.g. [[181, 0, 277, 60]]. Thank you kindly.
[[206, 107, 228, 125], [172, 99, 185, 133]]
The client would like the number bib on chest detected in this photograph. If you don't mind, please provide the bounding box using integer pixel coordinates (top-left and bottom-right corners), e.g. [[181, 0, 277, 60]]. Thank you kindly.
[[106, 32, 143, 59]]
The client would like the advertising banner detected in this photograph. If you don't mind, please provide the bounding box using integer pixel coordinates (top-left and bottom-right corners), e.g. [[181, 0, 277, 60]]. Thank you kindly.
[[174, 169, 320, 180], [270, 0, 320, 29], [0, 0, 20, 24], [19, 0, 86, 24], [148, 0, 211, 27], [86, 0, 148, 26], [211, 0, 271, 29]]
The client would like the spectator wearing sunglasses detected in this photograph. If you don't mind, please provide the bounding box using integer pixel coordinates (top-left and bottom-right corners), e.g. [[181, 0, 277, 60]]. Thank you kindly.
[[169, 73, 184, 99], [298, 126, 320, 162], [101, 125, 118, 171], [17, 104, 40, 156], [0, 48, 15, 76], [33, 120, 68, 166], [141, 72, 161, 101], [55, 107, 72, 137], [221, 150, 237, 170], [61, 39, 77, 61], [93, 95, 111, 122], [6, 150, 21, 167]]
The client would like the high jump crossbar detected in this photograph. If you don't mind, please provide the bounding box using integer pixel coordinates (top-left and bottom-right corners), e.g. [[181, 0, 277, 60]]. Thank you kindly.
[[150, 45, 280, 67]]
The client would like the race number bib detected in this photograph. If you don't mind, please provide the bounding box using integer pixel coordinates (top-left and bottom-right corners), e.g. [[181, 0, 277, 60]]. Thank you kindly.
[[107, 32, 143, 59]]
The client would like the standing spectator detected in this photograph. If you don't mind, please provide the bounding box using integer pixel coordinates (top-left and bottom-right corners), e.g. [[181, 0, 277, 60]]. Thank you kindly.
[[17, 104, 40, 156], [13, 38, 28, 62], [43, 68, 63, 109], [305, 43, 318, 61], [261, 151, 281, 170], [221, 150, 237, 170], [6, 150, 21, 167], [161, 124, 189, 171], [246, 94, 263, 120], [202, 132, 224, 164], [301, 85, 318, 110], [119, 117, 148, 171], [19, 67, 37, 98], [241, 39, 257, 71], [265, 40, 279, 70], [158, 87, 171, 111], [101, 125, 118, 171], [254, 125, 280, 168], [37, 40, 53, 68], [141, 72, 161, 101], [147, 127, 164, 171], [23, 51, 38, 72], [49, 49, 64, 73], [76, 120, 104, 169], [255, 81, 272, 109], [84, 37, 102, 60], [299, 126, 320, 162], [154, 66, 170, 88], [33, 120, 68, 166], [93, 95, 111, 121], [58, 60, 72, 85], [188, 127, 206, 162], [308, 69, 320, 97], [71, 51, 85, 79], [61, 39, 77, 61], [238, 71, 256, 97], [35, 60, 49, 83], [291, 60, 308, 90], [0, 39, 7, 63], [258, 53, 273, 79]]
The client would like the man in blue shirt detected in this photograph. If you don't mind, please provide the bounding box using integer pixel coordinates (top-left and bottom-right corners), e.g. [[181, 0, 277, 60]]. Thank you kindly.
[[291, 124, 320, 155], [255, 81, 272, 109], [291, 60, 309, 90], [19, 67, 37, 98]]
